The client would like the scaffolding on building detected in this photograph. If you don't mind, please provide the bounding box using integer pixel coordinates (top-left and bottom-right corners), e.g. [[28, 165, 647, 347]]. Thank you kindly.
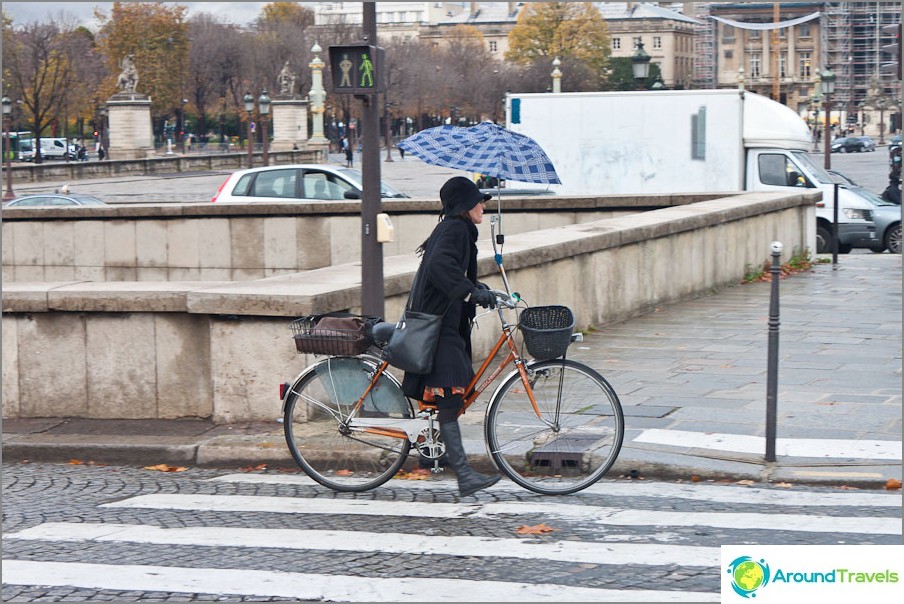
[[823, 2, 901, 114], [693, 2, 716, 88]]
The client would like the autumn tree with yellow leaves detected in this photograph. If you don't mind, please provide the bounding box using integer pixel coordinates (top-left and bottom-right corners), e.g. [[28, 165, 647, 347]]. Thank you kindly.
[[506, 2, 611, 88]]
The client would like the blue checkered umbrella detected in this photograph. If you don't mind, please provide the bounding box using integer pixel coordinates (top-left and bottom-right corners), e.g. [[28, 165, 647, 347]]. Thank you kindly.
[[397, 121, 560, 185]]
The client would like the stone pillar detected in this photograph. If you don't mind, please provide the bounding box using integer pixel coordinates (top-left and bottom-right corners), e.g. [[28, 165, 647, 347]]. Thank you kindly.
[[106, 93, 155, 159]]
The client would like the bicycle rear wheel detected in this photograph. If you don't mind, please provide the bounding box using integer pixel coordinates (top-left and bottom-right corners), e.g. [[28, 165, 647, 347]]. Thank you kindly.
[[485, 359, 624, 495], [283, 356, 413, 492]]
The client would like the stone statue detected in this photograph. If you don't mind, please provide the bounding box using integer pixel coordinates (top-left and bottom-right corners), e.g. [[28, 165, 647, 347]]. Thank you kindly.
[[116, 54, 139, 93], [277, 60, 296, 96]]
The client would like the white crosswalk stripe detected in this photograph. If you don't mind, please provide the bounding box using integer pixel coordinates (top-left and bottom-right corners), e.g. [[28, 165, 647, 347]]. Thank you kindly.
[[1, 560, 717, 602], [3, 477, 900, 601], [100, 493, 902, 534]]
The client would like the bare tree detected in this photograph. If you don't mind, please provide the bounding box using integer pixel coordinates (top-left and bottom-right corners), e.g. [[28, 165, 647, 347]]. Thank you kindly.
[[3, 18, 81, 163]]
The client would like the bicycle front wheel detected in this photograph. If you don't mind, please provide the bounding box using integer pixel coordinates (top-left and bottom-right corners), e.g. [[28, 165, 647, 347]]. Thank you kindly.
[[283, 356, 413, 492], [485, 359, 624, 495]]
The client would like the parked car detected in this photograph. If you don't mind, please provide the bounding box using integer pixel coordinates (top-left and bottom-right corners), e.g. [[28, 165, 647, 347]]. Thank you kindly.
[[842, 185, 901, 254], [211, 164, 410, 203], [831, 137, 869, 153], [2, 193, 107, 208]]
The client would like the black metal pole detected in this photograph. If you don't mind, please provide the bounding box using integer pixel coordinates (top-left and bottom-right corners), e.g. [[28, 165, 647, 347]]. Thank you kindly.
[[360, 3, 384, 318], [832, 182, 839, 265], [765, 241, 783, 462]]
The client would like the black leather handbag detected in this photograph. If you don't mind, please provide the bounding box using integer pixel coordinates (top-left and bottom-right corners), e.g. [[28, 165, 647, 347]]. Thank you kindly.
[[381, 308, 444, 374]]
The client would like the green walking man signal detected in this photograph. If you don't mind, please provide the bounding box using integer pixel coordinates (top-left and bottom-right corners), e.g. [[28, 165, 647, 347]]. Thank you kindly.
[[329, 44, 385, 94]]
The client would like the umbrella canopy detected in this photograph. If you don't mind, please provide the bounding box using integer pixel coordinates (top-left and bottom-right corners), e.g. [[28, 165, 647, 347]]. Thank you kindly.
[[398, 121, 561, 185]]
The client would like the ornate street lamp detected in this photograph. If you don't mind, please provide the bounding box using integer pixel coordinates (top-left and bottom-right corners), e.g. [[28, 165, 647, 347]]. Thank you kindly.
[[631, 39, 651, 89], [2, 95, 14, 201], [243, 91, 254, 168], [876, 96, 888, 145], [258, 90, 271, 166], [820, 67, 836, 169]]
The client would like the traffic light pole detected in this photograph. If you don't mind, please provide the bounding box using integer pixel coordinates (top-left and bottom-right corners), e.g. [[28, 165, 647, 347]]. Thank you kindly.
[[360, 3, 384, 318]]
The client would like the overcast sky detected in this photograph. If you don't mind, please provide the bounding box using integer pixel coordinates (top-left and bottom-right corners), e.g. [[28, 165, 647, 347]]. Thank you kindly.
[[2, 2, 271, 28]]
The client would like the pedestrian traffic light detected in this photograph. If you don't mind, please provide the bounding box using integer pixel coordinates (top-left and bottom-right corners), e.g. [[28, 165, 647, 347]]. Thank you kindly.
[[328, 44, 385, 94], [881, 23, 902, 80]]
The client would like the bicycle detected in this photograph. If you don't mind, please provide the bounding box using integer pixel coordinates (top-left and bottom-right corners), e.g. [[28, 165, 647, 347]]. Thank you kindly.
[[281, 291, 624, 496]]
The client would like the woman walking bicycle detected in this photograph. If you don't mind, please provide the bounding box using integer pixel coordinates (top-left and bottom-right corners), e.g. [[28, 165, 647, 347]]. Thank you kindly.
[[399, 176, 501, 496]]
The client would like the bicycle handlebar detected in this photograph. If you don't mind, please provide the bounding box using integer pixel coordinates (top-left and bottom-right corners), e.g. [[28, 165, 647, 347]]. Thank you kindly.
[[491, 289, 521, 309]]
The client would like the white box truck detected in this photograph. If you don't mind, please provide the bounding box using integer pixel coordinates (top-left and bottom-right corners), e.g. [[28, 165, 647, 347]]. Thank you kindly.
[[506, 89, 876, 253]]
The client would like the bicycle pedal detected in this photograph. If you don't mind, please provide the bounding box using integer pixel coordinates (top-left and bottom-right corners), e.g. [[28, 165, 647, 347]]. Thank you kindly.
[[431, 465, 445, 474]]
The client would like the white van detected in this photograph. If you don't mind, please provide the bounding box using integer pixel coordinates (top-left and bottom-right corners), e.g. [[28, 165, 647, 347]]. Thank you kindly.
[[20, 138, 76, 161]]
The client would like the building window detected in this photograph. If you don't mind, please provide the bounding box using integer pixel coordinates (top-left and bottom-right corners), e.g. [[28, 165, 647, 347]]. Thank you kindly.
[[749, 54, 761, 78], [751, 29, 760, 38], [489, 40, 497, 53], [613, 38, 621, 50], [799, 52, 811, 77], [799, 22, 811, 37], [780, 53, 787, 77], [653, 36, 662, 49]]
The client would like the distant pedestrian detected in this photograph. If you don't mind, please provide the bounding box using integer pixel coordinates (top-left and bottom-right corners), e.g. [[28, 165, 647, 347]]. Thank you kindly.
[[345, 144, 353, 167], [98, 146, 106, 161]]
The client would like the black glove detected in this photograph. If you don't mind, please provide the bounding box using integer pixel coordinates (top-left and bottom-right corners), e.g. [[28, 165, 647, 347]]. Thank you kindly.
[[475, 281, 490, 291], [470, 286, 496, 309]]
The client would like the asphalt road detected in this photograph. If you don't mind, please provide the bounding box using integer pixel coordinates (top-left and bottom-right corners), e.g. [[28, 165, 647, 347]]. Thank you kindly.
[[10, 146, 897, 204]]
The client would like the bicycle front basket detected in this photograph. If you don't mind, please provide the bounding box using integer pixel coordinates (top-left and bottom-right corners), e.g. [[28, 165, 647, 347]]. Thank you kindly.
[[519, 305, 575, 360], [290, 315, 372, 356]]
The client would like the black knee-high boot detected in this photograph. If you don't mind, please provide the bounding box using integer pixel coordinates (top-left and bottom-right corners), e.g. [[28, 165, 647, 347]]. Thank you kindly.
[[439, 421, 500, 497]]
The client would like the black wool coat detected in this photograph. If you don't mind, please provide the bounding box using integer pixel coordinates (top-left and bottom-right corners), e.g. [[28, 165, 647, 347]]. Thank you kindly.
[[401, 216, 479, 399]]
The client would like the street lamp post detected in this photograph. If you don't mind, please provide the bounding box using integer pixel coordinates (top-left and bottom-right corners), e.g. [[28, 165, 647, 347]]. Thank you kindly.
[[259, 90, 270, 166], [383, 100, 393, 162], [99, 105, 109, 160], [631, 39, 651, 90], [820, 68, 835, 169], [243, 91, 254, 169], [551, 57, 562, 93], [877, 97, 888, 145], [2, 95, 15, 201]]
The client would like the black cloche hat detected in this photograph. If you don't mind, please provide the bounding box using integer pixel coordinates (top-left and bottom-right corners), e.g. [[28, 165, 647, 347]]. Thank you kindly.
[[440, 176, 492, 217]]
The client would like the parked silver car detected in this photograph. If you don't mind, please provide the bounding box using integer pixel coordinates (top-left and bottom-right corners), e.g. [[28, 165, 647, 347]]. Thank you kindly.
[[3, 193, 107, 208], [211, 164, 410, 203]]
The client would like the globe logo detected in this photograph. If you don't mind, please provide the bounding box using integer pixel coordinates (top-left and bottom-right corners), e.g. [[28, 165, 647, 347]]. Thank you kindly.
[[726, 556, 771, 598]]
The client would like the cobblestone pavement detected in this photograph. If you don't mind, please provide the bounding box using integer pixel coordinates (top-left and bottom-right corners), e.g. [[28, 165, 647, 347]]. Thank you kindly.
[[2, 462, 901, 602]]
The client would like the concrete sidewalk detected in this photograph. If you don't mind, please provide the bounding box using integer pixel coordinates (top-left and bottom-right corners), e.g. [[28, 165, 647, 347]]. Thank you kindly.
[[3, 255, 901, 488]]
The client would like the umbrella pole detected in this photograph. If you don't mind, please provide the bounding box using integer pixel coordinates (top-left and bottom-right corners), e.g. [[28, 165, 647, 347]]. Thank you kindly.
[[490, 201, 512, 295]]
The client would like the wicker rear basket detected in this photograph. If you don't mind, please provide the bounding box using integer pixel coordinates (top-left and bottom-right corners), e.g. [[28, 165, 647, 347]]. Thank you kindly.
[[519, 305, 574, 360], [290, 315, 372, 356]]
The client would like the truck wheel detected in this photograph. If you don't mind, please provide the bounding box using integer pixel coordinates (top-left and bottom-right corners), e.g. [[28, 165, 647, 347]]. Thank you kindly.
[[815, 225, 833, 254], [885, 224, 902, 254]]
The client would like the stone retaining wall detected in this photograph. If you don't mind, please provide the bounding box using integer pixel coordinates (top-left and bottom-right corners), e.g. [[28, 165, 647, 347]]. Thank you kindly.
[[1, 191, 818, 422], [5, 148, 324, 184]]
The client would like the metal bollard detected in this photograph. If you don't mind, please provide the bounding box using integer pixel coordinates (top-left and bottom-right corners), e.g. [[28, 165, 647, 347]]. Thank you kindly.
[[765, 241, 782, 462]]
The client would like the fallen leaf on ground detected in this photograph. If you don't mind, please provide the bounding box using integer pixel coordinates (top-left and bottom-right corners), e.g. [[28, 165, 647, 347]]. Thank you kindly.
[[335, 469, 353, 476], [69, 459, 84, 465], [886, 478, 902, 490], [239, 464, 268, 472], [736, 480, 756, 485], [690, 475, 701, 482], [395, 468, 432, 480], [144, 464, 189, 472], [516, 523, 556, 535], [773, 482, 793, 488]]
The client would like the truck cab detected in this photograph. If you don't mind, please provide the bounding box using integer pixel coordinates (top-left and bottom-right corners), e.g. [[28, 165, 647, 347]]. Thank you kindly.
[[746, 149, 876, 253]]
